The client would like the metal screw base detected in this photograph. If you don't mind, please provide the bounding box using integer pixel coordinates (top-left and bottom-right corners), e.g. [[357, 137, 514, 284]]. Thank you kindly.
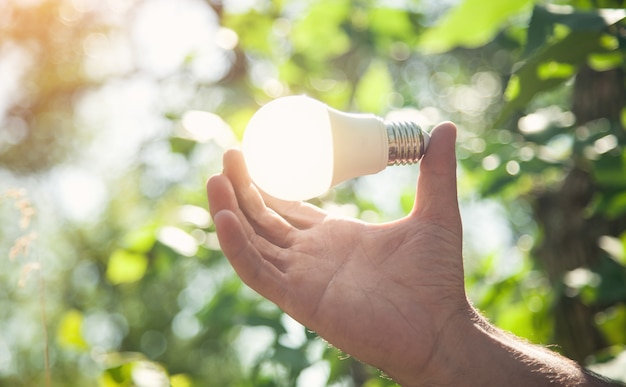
[[385, 121, 427, 166]]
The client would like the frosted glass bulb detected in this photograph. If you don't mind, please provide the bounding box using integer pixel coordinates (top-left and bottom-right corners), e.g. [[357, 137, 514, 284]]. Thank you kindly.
[[242, 96, 430, 201]]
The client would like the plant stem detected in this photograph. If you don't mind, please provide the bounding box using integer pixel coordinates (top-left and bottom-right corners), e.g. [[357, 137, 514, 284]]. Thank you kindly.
[[38, 253, 51, 387]]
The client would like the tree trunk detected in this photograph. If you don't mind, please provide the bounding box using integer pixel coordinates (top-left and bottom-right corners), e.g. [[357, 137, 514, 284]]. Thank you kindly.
[[531, 65, 625, 362]]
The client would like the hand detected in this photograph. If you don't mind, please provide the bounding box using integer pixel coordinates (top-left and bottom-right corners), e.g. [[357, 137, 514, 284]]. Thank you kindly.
[[207, 122, 468, 384]]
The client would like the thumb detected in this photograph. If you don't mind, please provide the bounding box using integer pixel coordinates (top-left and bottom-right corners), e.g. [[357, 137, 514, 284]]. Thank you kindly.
[[412, 122, 460, 228]]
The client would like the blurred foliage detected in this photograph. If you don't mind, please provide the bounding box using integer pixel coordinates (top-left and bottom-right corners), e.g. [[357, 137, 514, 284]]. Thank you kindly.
[[1, 0, 626, 386], [0, 0, 106, 173]]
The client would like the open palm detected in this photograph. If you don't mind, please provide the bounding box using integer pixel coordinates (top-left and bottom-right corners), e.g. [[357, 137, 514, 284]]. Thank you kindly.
[[207, 122, 468, 384]]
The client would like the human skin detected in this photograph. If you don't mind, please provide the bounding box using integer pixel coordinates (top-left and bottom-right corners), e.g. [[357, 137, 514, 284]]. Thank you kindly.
[[206, 122, 617, 386]]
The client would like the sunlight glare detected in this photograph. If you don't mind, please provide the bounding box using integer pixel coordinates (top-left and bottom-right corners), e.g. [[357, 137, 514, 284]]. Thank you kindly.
[[181, 110, 237, 147], [131, 0, 222, 78]]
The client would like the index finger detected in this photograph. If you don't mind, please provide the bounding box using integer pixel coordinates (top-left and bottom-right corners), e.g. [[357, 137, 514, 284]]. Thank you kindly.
[[222, 149, 297, 247]]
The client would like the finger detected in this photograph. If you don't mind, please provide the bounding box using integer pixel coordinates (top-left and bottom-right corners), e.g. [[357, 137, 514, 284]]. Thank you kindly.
[[207, 172, 256, 238], [222, 149, 296, 247], [207, 174, 292, 271], [413, 122, 461, 230], [213, 209, 287, 304], [261, 193, 328, 229], [206, 172, 239, 219]]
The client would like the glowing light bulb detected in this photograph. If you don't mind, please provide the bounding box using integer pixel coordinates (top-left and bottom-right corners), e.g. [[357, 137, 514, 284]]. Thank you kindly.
[[242, 96, 430, 201]]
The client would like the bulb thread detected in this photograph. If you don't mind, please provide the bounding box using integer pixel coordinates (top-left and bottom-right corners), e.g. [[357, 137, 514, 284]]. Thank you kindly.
[[385, 121, 426, 166]]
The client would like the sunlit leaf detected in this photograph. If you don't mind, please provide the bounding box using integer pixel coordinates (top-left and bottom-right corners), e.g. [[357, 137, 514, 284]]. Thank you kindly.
[[400, 188, 414, 215], [536, 61, 575, 80], [503, 74, 520, 102], [106, 249, 149, 284], [97, 372, 123, 387], [101, 363, 134, 385], [495, 302, 543, 342], [170, 374, 193, 387], [588, 52, 624, 71], [57, 309, 88, 350], [354, 60, 393, 114], [122, 224, 157, 253], [419, 0, 532, 53]]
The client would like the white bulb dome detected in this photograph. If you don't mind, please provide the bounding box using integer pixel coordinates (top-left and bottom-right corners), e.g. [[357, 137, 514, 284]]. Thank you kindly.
[[242, 96, 335, 201]]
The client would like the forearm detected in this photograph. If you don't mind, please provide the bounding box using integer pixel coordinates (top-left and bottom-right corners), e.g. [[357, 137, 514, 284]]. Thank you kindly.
[[391, 306, 618, 387], [463, 311, 614, 387]]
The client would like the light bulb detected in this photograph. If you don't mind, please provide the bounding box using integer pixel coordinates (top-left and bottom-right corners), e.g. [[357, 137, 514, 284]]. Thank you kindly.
[[242, 95, 430, 201]]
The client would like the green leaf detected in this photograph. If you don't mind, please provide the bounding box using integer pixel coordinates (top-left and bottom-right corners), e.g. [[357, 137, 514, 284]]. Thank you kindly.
[[106, 249, 149, 284], [272, 343, 310, 371], [587, 149, 626, 213], [223, 11, 275, 54], [419, 0, 533, 53], [496, 302, 539, 341], [354, 60, 393, 114], [170, 374, 193, 387], [170, 137, 196, 156], [499, 31, 612, 124], [368, 7, 420, 49], [122, 223, 157, 253], [57, 309, 88, 350], [597, 304, 626, 345], [499, 5, 626, 124], [536, 61, 575, 80], [588, 51, 623, 71], [290, 0, 351, 61], [101, 363, 134, 385], [593, 151, 626, 190], [504, 74, 521, 101], [525, 5, 626, 56], [400, 187, 415, 215], [245, 314, 287, 335], [592, 257, 626, 305]]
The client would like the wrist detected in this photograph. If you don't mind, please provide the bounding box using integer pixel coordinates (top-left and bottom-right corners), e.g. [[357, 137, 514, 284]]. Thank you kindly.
[[388, 303, 608, 387], [382, 302, 476, 386]]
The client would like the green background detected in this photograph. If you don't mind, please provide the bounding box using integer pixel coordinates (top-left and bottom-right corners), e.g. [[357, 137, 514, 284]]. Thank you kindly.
[[1, 0, 625, 385]]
